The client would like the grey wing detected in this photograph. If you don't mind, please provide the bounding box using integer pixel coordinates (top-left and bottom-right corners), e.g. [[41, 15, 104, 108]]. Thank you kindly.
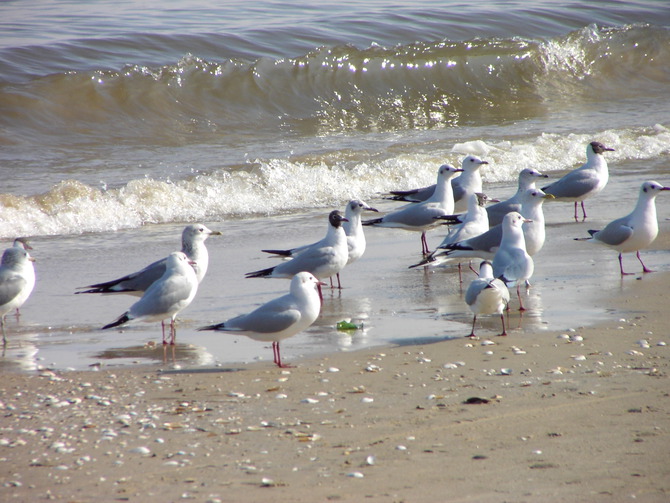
[[0, 272, 26, 306], [131, 274, 193, 317], [273, 244, 334, 276], [228, 297, 301, 334], [543, 170, 597, 199], [451, 178, 465, 203], [465, 279, 487, 306], [461, 225, 503, 253], [593, 218, 634, 246], [386, 203, 444, 227], [79, 257, 167, 294], [486, 200, 520, 227]]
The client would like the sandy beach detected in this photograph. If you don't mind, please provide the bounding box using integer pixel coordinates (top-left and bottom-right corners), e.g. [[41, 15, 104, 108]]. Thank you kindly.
[[1, 229, 669, 502]]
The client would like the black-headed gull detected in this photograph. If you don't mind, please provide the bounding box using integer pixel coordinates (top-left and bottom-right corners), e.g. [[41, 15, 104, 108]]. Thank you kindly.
[[576, 180, 670, 275], [492, 212, 534, 310], [261, 200, 377, 288], [199, 271, 322, 368], [247, 211, 349, 297], [385, 155, 488, 212], [465, 260, 510, 338], [77, 224, 221, 295], [486, 168, 548, 226], [0, 244, 36, 344], [102, 251, 199, 345], [542, 141, 615, 221], [364, 164, 463, 254]]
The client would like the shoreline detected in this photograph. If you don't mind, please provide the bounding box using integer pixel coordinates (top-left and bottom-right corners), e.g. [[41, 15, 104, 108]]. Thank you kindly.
[[1, 265, 668, 502]]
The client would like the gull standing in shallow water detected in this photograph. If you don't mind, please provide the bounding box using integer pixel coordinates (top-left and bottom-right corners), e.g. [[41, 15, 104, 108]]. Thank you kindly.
[[248, 211, 349, 298], [465, 260, 510, 338], [364, 164, 462, 255], [261, 200, 377, 288], [575, 180, 670, 276], [10, 238, 35, 317], [486, 168, 548, 226], [0, 245, 36, 344], [76, 224, 221, 295], [199, 272, 322, 368], [102, 252, 199, 345], [413, 193, 494, 280], [542, 141, 615, 221], [492, 212, 534, 311], [415, 188, 552, 268], [385, 155, 488, 213]]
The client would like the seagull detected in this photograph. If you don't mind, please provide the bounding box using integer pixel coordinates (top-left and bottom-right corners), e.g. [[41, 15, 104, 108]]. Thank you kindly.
[[486, 168, 548, 226], [364, 164, 463, 254], [261, 200, 377, 288], [542, 141, 615, 221], [465, 260, 510, 338], [385, 156, 488, 213], [199, 272, 322, 368], [492, 212, 534, 310], [102, 251, 199, 345], [76, 224, 221, 295], [421, 193, 495, 279], [11, 238, 35, 317], [575, 180, 670, 275], [415, 188, 552, 267], [247, 211, 349, 298], [0, 245, 36, 344]]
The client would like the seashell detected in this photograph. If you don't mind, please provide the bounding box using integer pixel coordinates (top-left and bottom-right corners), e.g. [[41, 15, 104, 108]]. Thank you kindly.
[[361, 397, 374, 403], [572, 355, 586, 361], [366, 455, 376, 466], [500, 368, 512, 375], [481, 340, 495, 346], [129, 446, 151, 455], [301, 398, 319, 404], [347, 471, 365, 478]]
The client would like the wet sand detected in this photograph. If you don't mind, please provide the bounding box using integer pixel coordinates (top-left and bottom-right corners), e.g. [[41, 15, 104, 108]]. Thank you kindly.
[[0, 268, 669, 502], [1, 167, 670, 501]]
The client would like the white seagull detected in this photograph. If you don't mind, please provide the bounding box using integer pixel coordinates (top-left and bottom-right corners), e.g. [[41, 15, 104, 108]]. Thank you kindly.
[[364, 164, 463, 254], [385, 155, 488, 212], [199, 272, 322, 368], [247, 211, 349, 297], [0, 245, 36, 344], [576, 180, 670, 275], [261, 200, 377, 288], [77, 224, 221, 295], [419, 188, 552, 266], [102, 251, 199, 345], [492, 212, 534, 310], [486, 168, 548, 226], [10, 238, 35, 317], [465, 260, 510, 338], [542, 141, 615, 221]]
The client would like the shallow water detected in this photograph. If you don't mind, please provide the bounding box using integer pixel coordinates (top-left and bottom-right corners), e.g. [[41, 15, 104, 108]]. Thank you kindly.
[[1, 0, 669, 371]]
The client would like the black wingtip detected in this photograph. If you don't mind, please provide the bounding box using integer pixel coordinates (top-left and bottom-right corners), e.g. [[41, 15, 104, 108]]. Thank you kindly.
[[197, 323, 225, 332], [362, 218, 384, 226], [245, 266, 274, 278], [102, 313, 130, 330], [261, 249, 292, 256]]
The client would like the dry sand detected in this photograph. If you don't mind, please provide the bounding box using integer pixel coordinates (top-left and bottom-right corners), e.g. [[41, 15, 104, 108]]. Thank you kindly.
[[1, 267, 669, 503]]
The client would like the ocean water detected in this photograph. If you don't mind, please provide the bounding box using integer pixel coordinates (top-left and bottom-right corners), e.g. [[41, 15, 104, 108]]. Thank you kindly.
[[1, 0, 670, 371]]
